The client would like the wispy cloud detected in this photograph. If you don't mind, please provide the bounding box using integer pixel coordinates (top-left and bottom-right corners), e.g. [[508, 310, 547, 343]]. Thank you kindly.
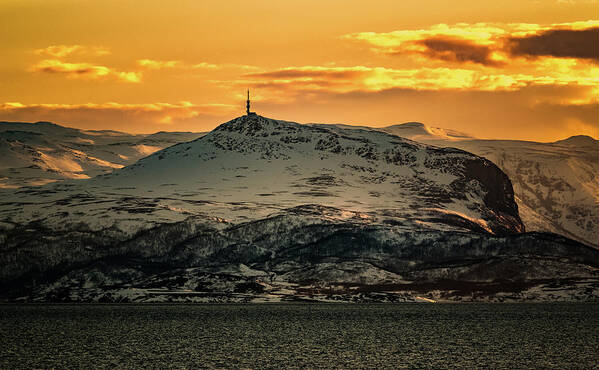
[[34, 45, 110, 58], [192, 62, 220, 69], [29, 59, 141, 83], [136, 59, 256, 71], [30, 59, 110, 77], [242, 65, 590, 94], [28, 53, 259, 84], [137, 59, 182, 69]]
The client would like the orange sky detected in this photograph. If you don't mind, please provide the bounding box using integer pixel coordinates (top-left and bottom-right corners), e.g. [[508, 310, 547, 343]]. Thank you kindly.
[[1, 0, 599, 141]]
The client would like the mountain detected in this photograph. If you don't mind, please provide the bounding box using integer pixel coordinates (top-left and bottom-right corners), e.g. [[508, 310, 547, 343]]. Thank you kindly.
[[360, 122, 599, 249], [0, 114, 597, 303], [554, 135, 598, 147], [331, 122, 474, 142], [4, 119, 595, 250], [0, 121, 204, 188]]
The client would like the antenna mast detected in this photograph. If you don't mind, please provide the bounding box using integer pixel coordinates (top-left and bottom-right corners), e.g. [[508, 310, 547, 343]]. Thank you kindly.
[[246, 90, 250, 115]]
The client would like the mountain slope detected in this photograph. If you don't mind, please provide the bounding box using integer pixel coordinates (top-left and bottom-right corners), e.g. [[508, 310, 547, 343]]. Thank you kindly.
[[0, 121, 204, 188], [3, 114, 523, 235], [0, 115, 597, 302], [453, 138, 599, 248], [352, 122, 599, 249], [3, 119, 595, 249]]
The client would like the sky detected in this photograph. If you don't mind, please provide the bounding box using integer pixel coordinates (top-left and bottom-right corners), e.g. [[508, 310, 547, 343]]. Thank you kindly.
[[1, 0, 599, 141]]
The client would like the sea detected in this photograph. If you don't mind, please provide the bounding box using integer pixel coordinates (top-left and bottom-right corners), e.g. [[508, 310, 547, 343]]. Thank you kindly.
[[1, 303, 597, 368]]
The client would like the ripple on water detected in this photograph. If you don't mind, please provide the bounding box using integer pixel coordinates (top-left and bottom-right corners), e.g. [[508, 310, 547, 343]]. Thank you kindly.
[[0, 303, 597, 368]]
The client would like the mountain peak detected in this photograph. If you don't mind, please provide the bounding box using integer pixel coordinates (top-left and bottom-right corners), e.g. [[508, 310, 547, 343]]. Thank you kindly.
[[214, 114, 269, 134], [212, 114, 311, 139], [393, 122, 426, 128], [380, 122, 473, 141], [554, 135, 597, 147]]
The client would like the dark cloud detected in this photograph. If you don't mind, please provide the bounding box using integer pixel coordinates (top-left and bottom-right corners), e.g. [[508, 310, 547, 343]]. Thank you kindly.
[[508, 27, 599, 61], [414, 37, 503, 66], [245, 69, 365, 80]]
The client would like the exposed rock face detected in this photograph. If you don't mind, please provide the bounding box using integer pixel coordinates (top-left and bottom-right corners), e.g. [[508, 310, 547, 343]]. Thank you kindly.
[[371, 122, 599, 249], [0, 115, 596, 302], [456, 158, 523, 234]]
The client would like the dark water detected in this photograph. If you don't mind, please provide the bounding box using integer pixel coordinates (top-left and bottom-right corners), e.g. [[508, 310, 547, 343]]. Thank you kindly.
[[0, 304, 597, 368]]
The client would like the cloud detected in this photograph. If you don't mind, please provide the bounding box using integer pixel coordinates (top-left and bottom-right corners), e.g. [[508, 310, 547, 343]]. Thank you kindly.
[[31, 59, 110, 77], [30, 56, 260, 84], [0, 102, 237, 133], [29, 59, 141, 83], [241, 65, 579, 96], [114, 72, 143, 83], [343, 21, 599, 65], [246, 66, 367, 80], [136, 59, 254, 72], [34, 45, 110, 57], [416, 37, 503, 66], [344, 23, 506, 47], [343, 23, 506, 57], [508, 27, 599, 61], [137, 59, 182, 69], [192, 62, 219, 69], [343, 24, 508, 66]]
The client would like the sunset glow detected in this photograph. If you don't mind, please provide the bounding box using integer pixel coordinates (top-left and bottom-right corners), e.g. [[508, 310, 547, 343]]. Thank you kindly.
[[2, 0, 599, 140]]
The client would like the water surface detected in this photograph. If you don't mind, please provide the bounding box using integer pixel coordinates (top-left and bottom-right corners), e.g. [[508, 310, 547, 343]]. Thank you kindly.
[[1, 303, 597, 368]]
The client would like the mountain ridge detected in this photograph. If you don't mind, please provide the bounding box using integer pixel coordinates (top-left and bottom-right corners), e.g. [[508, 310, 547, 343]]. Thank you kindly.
[[1, 114, 597, 302], [1, 118, 596, 248]]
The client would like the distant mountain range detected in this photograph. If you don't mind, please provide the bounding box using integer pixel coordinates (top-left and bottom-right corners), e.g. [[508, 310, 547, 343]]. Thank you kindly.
[[0, 121, 204, 188], [0, 115, 597, 303]]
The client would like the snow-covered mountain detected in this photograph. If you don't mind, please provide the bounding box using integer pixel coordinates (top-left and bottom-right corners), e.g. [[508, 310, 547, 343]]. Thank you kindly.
[[4, 119, 595, 250], [357, 122, 599, 249], [334, 122, 474, 142], [1, 114, 597, 303], [0, 121, 204, 188], [1, 114, 524, 236]]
